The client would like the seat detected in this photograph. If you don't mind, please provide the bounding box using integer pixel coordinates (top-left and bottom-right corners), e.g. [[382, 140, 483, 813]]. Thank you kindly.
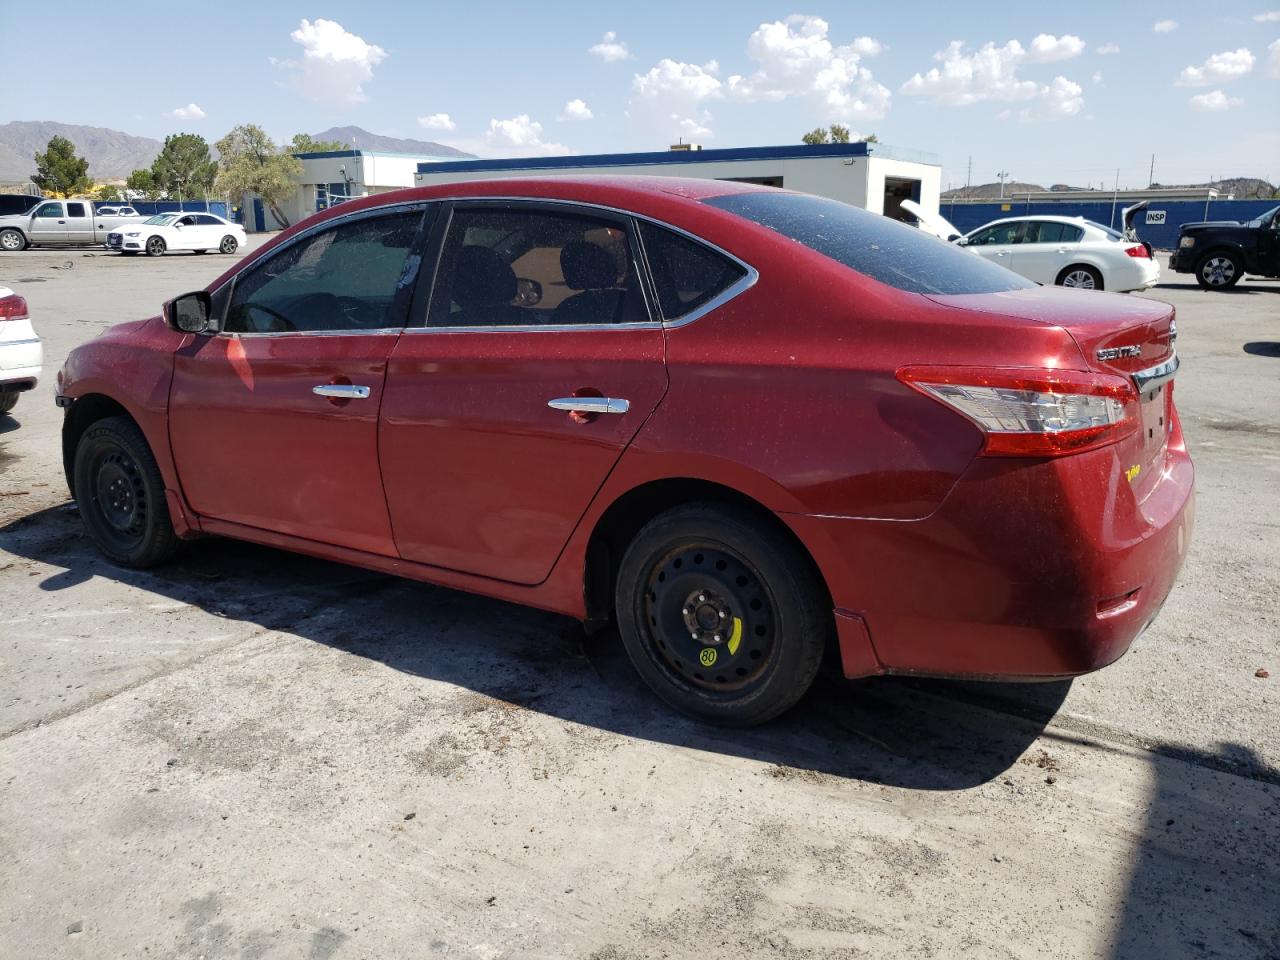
[[447, 246, 524, 326], [552, 240, 626, 325]]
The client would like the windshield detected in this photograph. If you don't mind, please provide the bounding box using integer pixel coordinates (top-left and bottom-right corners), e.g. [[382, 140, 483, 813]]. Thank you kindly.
[[144, 215, 177, 225], [1084, 220, 1124, 241], [1247, 205, 1280, 228], [704, 191, 1034, 295]]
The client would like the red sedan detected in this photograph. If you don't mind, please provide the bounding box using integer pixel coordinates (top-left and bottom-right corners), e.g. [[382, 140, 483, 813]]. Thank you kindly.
[[56, 177, 1194, 725]]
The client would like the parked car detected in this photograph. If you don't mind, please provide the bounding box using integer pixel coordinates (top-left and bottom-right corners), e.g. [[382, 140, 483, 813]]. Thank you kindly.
[[56, 178, 1193, 725], [0, 286, 41, 415], [107, 212, 245, 257], [1168, 204, 1280, 289], [0, 200, 144, 251], [96, 205, 140, 218], [0, 194, 44, 218]]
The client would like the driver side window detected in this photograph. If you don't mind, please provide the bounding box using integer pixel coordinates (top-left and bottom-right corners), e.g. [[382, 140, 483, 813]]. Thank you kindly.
[[225, 210, 425, 334]]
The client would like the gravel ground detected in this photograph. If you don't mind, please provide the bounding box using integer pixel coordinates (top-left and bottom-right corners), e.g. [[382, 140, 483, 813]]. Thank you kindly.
[[0, 243, 1277, 959]]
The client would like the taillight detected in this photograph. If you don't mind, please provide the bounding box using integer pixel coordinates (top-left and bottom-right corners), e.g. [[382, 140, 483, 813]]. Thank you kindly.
[[1124, 245, 1149, 259], [898, 366, 1139, 457], [0, 294, 28, 321]]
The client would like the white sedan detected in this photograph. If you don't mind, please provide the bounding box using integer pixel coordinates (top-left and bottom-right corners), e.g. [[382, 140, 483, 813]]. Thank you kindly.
[[0, 285, 42, 417], [107, 212, 246, 257], [905, 201, 1159, 293]]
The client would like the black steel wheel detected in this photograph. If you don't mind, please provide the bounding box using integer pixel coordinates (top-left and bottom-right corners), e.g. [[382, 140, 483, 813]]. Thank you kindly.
[[73, 416, 178, 568], [615, 502, 828, 726]]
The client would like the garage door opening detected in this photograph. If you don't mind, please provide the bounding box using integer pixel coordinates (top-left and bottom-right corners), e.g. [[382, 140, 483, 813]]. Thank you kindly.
[[719, 175, 784, 188], [884, 177, 921, 223]]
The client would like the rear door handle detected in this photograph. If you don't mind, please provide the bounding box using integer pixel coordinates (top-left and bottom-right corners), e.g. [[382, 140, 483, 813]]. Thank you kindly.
[[548, 397, 629, 415], [313, 384, 371, 399]]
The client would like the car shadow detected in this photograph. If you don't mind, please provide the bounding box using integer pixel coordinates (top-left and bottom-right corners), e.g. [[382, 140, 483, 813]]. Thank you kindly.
[[0, 414, 24, 436], [2, 502, 1073, 791], [1243, 341, 1280, 358]]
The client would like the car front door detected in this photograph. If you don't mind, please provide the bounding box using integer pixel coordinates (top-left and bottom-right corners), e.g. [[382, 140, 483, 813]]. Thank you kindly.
[[169, 203, 433, 555], [1011, 221, 1082, 284], [28, 202, 67, 243], [379, 200, 668, 585], [964, 221, 1022, 272], [170, 215, 201, 250], [1258, 208, 1280, 273]]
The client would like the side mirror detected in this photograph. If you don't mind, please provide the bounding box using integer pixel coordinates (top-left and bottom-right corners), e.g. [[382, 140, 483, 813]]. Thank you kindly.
[[954, 236, 969, 246], [164, 291, 212, 334]]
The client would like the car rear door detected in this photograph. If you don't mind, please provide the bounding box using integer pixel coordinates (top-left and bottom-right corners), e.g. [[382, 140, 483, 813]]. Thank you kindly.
[[1011, 221, 1082, 284], [378, 200, 668, 585], [62, 201, 94, 242], [169, 202, 433, 555]]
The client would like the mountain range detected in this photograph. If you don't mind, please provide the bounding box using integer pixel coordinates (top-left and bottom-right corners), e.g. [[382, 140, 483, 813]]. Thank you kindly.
[[0, 122, 474, 184], [943, 177, 1276, 200]]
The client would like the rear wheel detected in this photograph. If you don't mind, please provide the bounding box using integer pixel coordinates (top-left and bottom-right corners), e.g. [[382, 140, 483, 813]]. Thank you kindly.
[[0, 393, 18, 415], [73, 416, 178, 568], [1057, 264, 1103, 290], [219, 235, 239, 254], [0, 228, 27, 252], [615, 503, 828, 726], [1195, 251, 1242, 289], [145, 235, 166, 257]]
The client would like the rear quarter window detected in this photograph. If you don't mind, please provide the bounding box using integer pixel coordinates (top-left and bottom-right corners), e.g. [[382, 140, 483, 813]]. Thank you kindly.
[[704, 192, 1034, 295]]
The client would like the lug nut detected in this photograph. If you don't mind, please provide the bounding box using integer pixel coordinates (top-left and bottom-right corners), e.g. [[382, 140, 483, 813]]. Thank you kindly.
[[713, 635, 721, 643], [719, 611, 727, 619], [698, 594, 706, 603], [682, 608, 689, 615], [690, 631, 698, 639]]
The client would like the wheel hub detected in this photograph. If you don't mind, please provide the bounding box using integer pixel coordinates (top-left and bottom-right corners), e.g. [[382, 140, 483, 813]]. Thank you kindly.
[[93, 453, 144, 536], [682, 590, 730, 641]]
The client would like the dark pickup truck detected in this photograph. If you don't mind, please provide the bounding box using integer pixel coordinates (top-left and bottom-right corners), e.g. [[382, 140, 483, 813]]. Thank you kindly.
[[1169, 203, 1280, 289]]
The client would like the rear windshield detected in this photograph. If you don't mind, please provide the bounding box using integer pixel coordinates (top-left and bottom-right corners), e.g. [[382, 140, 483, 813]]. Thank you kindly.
[[1084, 220, 1124, 241], [704, 192, 1034, 295]]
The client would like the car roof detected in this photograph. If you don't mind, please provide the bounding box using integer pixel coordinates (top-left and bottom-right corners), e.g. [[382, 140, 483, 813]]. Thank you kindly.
[[976, 214, 1093, 227]]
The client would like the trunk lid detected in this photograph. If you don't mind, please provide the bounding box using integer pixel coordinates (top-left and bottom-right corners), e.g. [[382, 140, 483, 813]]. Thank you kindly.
[[901, 199, 963, 242], [925, 287, 1177, 495]]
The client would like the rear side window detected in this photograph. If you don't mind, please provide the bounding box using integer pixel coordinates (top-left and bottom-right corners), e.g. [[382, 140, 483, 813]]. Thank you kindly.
[[638, 221, 746, 321], [225, 210, 424, 333], [66, 202, 87, 217], [706, 192, 1033, 295]]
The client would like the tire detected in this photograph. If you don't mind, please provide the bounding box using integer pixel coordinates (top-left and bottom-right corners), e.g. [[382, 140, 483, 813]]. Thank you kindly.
[[219, 235, 239, 255], [614, 502, 829, 726], [1195, 251, 1243, 290], [145, 235, 166, 257], [1056, 264, 1104, 290], [73, 416, 178, 568], [0, 393, 18, 415], [0, 228, 27, 252]]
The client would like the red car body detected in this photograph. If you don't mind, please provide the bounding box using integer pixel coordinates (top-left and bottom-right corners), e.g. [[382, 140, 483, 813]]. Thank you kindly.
[[58, 176, 1193, 696]]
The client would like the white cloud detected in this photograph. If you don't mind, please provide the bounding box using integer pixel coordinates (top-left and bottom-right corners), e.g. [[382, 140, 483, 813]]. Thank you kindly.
[[1096, 42, 1121, 55], [1176, 48, 1255, 86], [281, 18, 386, 104], [1271, 38, 1280, 78], [723, 15, 890, 119], [1092, 71, 1103, 85], [1026, 34, 1086, 62], [417, 113, 456, 131], [1253, 10, 1280, 21], [169, 103, 205, 120], [483, 115, 570, 156], [631, 58, 724, 137], [900, 37, 1088, 119], [1189, 89, 1244, 111], [589, 31, 632, 62], [1153, 19, 1179, 33], [1019, 76, 1085, 120], [557, 99, 593, 121]]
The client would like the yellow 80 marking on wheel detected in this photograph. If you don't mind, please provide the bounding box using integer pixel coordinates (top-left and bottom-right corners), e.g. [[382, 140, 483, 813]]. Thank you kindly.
[[698, 648, 718, 667]]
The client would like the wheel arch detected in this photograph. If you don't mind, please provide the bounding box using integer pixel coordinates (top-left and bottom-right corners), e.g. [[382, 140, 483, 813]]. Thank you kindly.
[[0, 226, 29, 250], [61, 393, 134, 498], [1055, 262, 1104, 286], [581, 476, 834, 629]]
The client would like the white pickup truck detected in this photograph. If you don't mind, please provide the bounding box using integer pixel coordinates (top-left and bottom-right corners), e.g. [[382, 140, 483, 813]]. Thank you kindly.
[[0, 200, 146, 251]]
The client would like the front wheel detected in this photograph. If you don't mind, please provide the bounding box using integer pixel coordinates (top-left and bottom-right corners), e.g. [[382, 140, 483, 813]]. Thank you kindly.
[[219, 235, 239, 254], [145, 235, 166, 257], [615, 503, 829, 726], [1195, 251, 1243, 290], [0, 228, 27, 252], [1057, 264, 1103, 290], [73, 416, 178, 568]]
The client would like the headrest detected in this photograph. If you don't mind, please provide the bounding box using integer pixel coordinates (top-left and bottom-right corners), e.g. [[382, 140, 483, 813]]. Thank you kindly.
[[561, 241, 619, 291], [454, 246, 517, 307]]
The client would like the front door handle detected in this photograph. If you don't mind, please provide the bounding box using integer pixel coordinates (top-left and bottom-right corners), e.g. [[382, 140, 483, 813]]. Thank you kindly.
[[548, 397, 630, 415], [313, 384, 371, 399]]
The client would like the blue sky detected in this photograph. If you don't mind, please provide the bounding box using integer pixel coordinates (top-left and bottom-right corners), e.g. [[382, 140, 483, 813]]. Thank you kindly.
[[5, 1, 1278, 189]]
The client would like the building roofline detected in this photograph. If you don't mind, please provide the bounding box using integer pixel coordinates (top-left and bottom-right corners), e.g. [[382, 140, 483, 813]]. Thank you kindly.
[[414, 142, 904, 175], [294, 149, 464, 161]]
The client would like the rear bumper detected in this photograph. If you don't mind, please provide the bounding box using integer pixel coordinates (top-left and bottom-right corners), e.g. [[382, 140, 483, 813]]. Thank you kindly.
[[786, 415, 1194, 680], [1112, 257, 1160, 292]]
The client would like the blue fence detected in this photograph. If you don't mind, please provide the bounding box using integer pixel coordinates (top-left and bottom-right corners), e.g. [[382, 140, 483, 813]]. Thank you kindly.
[[91, 200, 230, 219], [940, 199, 1276, 250]]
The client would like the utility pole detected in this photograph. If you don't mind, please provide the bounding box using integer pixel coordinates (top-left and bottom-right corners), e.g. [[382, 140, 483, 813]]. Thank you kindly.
[[996, 169, 1010, 199], [1148, 153, 1155, 188], [965, 156, 972, 200]]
